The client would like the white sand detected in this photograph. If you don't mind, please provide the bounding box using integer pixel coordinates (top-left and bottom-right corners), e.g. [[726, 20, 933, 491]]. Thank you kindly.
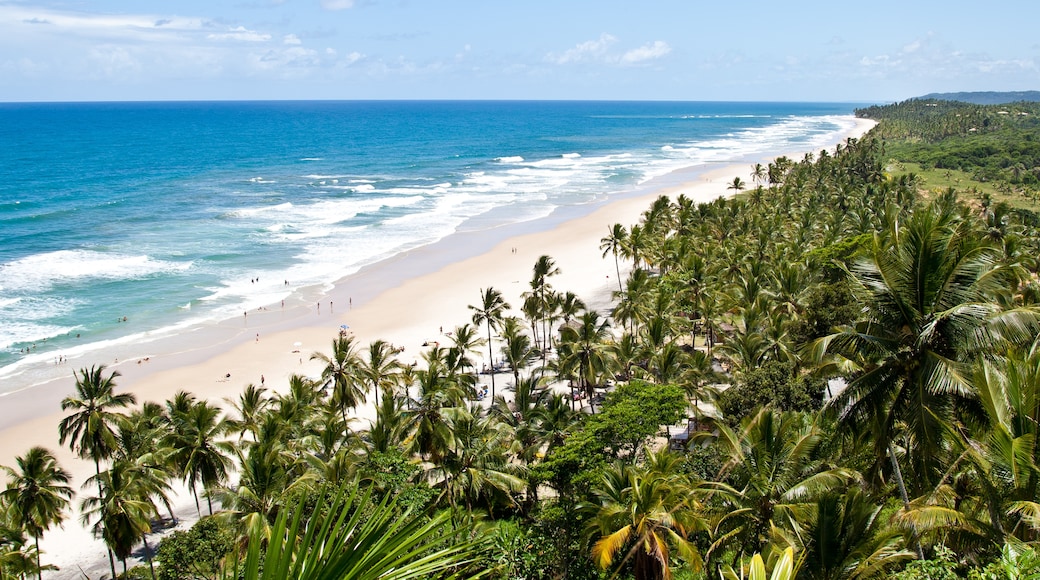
[[0, 118, 876, 578]]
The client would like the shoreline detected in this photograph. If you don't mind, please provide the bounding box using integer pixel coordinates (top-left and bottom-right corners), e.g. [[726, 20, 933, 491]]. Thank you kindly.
[[2, 117, 876, 577]]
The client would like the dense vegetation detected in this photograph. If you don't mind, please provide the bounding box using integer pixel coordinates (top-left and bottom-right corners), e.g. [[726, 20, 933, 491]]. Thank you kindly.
[[6, 100, 1040, 579], [858, 98, 1040, 196]]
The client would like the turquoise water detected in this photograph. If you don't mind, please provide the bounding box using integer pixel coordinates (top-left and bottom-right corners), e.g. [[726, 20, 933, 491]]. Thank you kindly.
[[0, 100, 860, 389]]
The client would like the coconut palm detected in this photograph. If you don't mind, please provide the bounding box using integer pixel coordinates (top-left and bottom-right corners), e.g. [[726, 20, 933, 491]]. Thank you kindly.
[[798, 488, 913, 580], [470, 287, 511, 401], [225, 384, 270, 441], [166, 400, 234, 516], [356, 339, 403, 396], [530, 255, 561, 357], [428, 407, 525, 522], [447, 324, 484, 378], [557, 310, 612, 410], [813, 201, 1039, 496], [601, 223, 629, 294], [58, 364, 135, 579], [0, 447, 72, 579], [80, 460, 161, 578], [312, 335, 366, 423], [58, 365, 136, 473], [585, 459, 705, 580], [500, 317, 538, 387], [704, 409, 856, 570]]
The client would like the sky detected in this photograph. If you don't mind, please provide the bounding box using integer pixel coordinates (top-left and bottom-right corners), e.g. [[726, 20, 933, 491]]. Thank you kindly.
[[1, 0, 1038, 103]]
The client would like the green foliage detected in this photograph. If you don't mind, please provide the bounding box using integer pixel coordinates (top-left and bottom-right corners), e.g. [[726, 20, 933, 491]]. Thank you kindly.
[[479, 517, 601, 580], [156, 516, 235, 580], [888, 547, 960, 580], [717, 361, 824, 424], [592, 381, 688, 459], [356, 449, 436, 513], [223, 484, 484, 580], [788, 280, 860, 346]]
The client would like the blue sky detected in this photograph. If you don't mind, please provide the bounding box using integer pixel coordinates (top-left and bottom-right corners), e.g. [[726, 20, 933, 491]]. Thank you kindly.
[[1, 0, 1037, 103]]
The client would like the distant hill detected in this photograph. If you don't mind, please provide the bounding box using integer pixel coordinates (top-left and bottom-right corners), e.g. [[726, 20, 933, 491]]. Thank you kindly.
[[917, 91, 1040, 105]]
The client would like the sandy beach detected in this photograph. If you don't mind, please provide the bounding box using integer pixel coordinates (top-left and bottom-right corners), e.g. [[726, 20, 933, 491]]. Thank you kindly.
[[0, 118, 875, 577]]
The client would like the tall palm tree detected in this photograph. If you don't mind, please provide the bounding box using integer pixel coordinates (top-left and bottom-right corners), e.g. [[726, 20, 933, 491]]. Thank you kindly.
[[355, 339, 402, 396], [225, 384, 270, 441], [601, 223, 629, 294], [704, 409, 856, 570], [500, 317, 537, 387], [312, 336, 366, 423], [1, 447, 72, 579], [813, 202, 1039, 496], [166, 400, 234, 516], [531, 255, 561, 357], [585, 459, 704, 580], [428, 407, 525, 522], [80, 460, 160, 578], [58, 364, 135, 580], [58, 365, 136, 474], [470, 287, 511, 401], [557, 310, 612, 408]]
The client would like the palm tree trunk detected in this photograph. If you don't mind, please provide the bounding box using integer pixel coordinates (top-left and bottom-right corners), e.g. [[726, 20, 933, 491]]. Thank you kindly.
[[485, 320, 496, 401], [142, 536, 157, 580], [96, 457, 118, 580], [613, 252, 623, 294], [888, 443, 924, 560], [35, 536, 41, 580]]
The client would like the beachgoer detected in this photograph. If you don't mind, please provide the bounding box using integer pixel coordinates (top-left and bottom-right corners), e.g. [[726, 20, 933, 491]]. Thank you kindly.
[[261, 374, 265, 385]]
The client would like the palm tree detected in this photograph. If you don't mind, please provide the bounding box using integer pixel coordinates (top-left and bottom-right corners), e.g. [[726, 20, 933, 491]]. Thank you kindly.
[[727, 177, 747, 194], [799, 488, 913, 580], [58, 365, 136, 474], [704, 409, 856, 570], [601, 223, 629, 294], [58, 364, 135, 580], [166, 400, 234, 516], [225, 384, 270, 441], [530, 255, 561, 356], [0, 447, 72, 579], [355, 339, 403, 401], [81, 460, 160, 577], [312, 336, 366, 423], [751, 163, 767, 186], [585, 458, 704, 580], [428, 407, 525, 522], [557, 310, 612, 408], [470, 287, 510, 401], [500, 317, 537, 387], [813, 201, 1039, 496]]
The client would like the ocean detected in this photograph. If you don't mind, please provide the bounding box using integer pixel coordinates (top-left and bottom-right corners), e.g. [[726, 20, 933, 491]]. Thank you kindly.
[[0, 100, 861, 392]]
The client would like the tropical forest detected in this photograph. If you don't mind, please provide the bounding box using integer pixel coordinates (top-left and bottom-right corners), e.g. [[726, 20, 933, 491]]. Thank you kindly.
[[7, 96, 1040, 580]]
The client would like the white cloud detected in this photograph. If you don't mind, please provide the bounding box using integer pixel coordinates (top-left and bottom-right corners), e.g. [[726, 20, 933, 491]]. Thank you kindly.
[[548, 35, 669, 67], [284, 34, 301, 45], [208, 26, 271, 42], [320, 0, 354, 10], [620, 40, 670, 65], [547, 33, 617, 65]]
